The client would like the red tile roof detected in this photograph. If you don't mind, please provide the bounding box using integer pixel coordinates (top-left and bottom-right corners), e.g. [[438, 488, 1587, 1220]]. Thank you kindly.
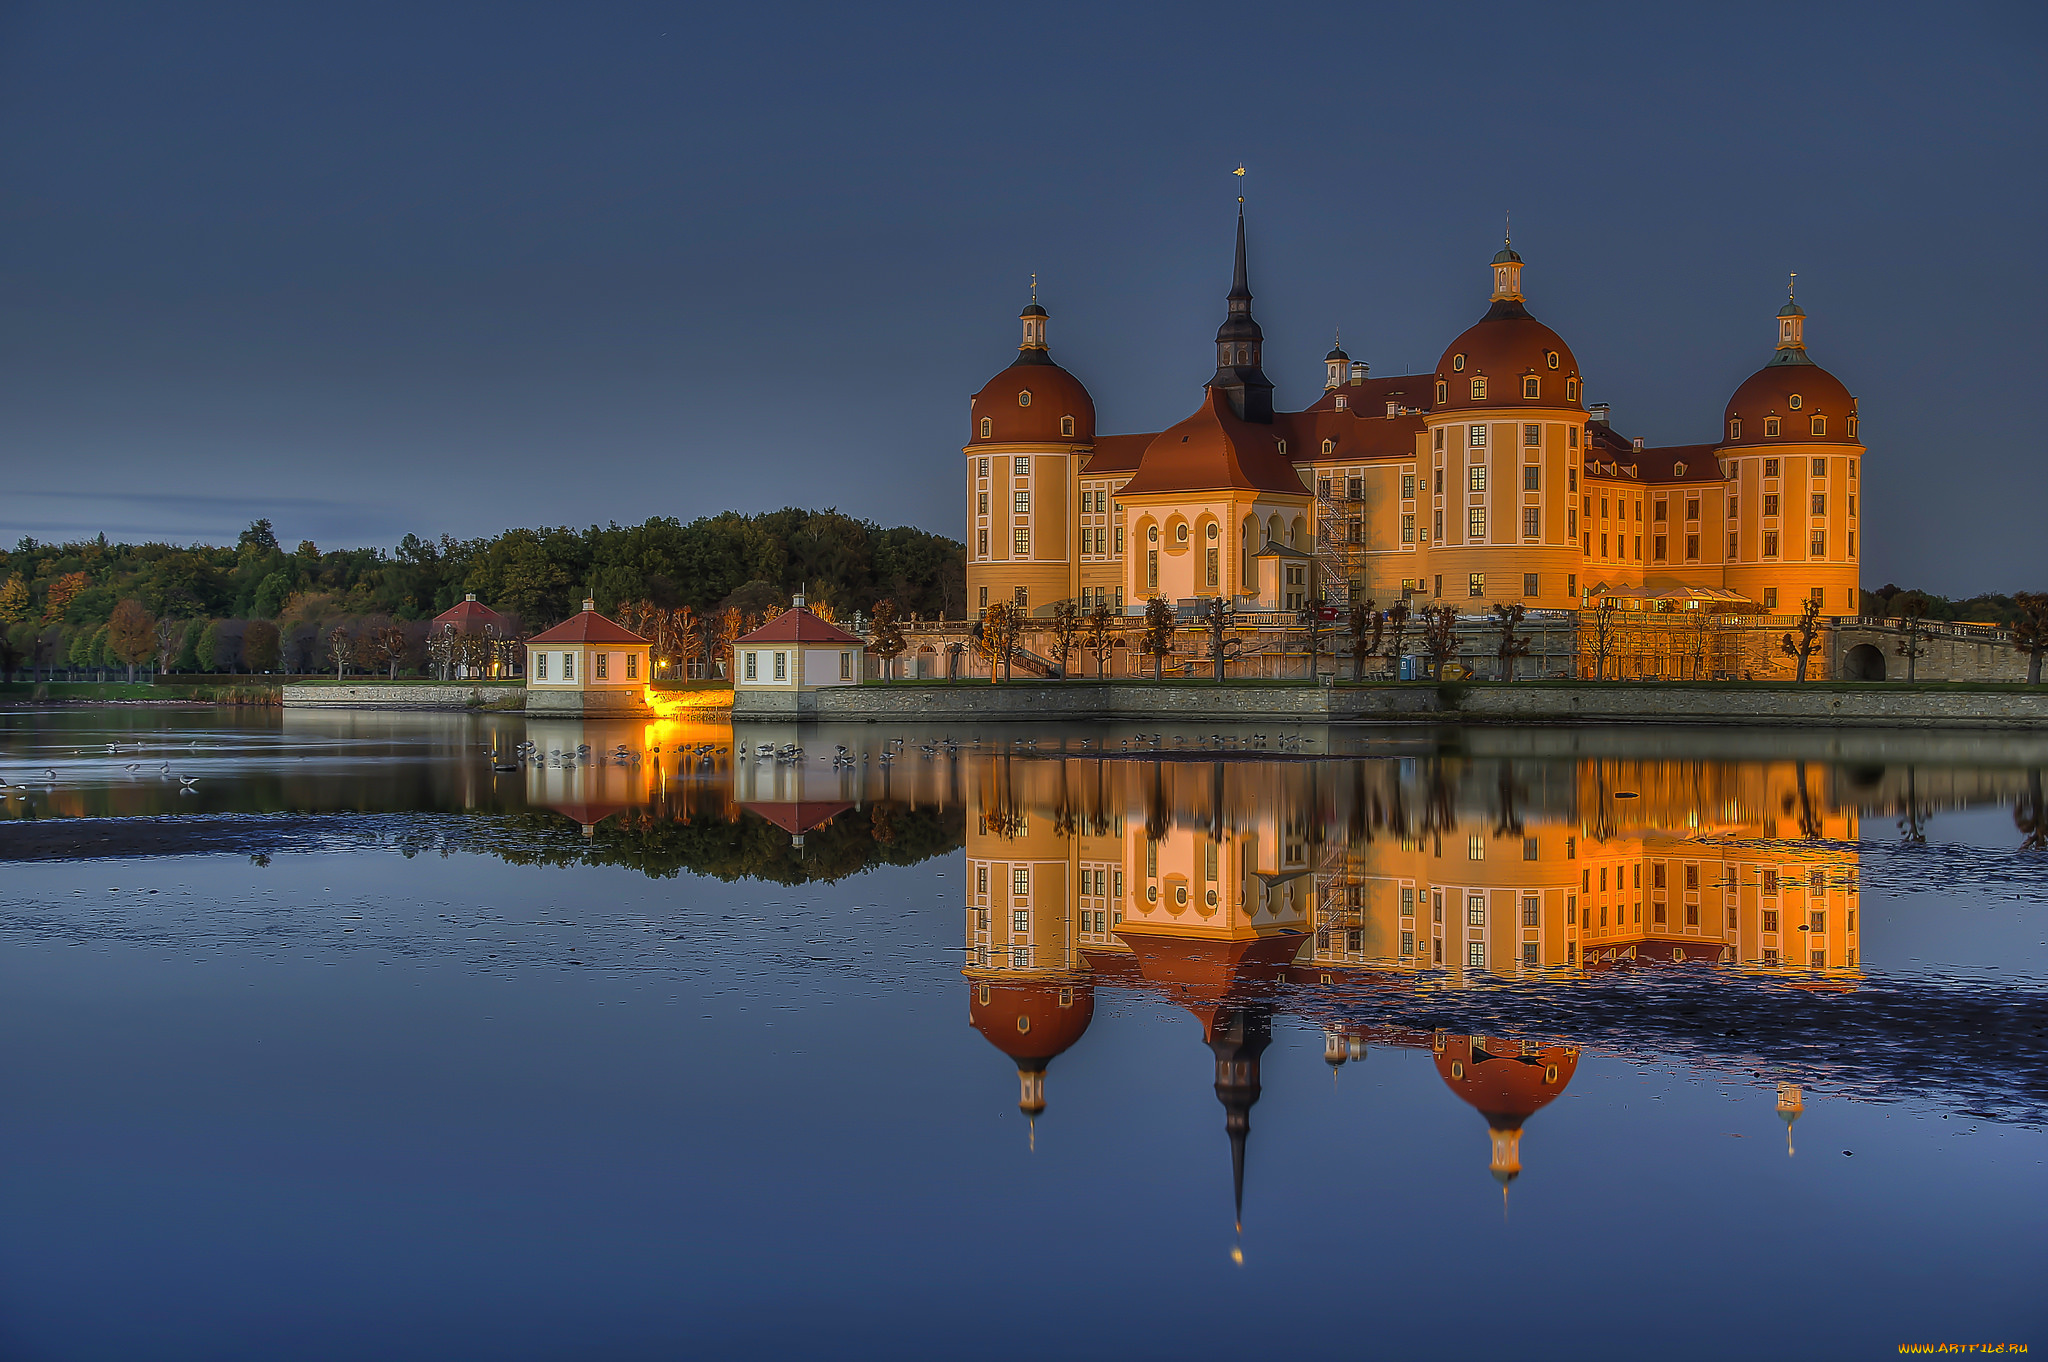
[[526, 606, 649, 646], [734, 606, 863, 646], [1118, 388, 1312, 496], [743, 799, 855, 836], [432, 596, 509, 631]]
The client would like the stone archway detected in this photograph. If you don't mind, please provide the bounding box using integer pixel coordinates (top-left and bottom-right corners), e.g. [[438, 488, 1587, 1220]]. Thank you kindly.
[[1843, 643, 1885, 681]]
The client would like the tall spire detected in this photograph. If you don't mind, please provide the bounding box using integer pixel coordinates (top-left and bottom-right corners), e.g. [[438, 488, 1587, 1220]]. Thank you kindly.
[[1210, 199, 1274, 422]]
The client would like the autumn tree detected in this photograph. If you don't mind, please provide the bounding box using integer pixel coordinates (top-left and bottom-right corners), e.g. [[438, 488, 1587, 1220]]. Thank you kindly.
[[867, 598, 907, 682], [45, 571, 89, 622], [1420, 604, 1460, 679], [1781, 595, 1824, 682], [0, 575, 28, 624], [975, 602, 1018, 682], [106, 598, 156, 683], [2012, 592, 2048, 686], [1084, 602, 1122, 678], [369, 622, 410, 679], [1491, 603, 1532, 682], [1141, 596, 1176, 680], [243, 619, 279, 673], [1347, 599, 1384, 681]]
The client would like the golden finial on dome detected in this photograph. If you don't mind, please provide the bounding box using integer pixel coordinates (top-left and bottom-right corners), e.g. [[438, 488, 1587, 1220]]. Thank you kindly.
[[1233, 163, 1245, 204], [1030, 271, 1037, 302], [1788, 271, 1797, 302]]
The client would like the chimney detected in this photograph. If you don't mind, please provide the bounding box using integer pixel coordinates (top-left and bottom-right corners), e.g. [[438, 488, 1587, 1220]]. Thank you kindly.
[[1349, 361, 1368, 386], [465, 592, 477, 603], [793, 591, 806, 608], [1386, 401, 1398, 418], [582, 598, 595, 612], [1589, 403, 1611, 425], [1632, 437, 1645, 451]]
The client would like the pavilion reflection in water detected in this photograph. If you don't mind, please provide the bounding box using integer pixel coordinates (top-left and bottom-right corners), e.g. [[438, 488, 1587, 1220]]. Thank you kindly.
[[962, 751, 1852, 1215]]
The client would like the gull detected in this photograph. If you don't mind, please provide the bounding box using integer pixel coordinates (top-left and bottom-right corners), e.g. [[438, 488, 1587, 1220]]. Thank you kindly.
[[178, 776, 198, 787]]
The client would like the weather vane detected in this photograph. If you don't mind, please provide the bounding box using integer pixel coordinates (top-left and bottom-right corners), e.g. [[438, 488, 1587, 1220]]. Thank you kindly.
[[1505, 210, 1511, 247], [1030, 271, 1037, 301], [1788, 271, 1797, 301]]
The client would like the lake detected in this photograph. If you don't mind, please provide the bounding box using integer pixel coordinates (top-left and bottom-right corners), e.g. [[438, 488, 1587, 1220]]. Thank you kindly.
[[0, 707, 2042, 1360]]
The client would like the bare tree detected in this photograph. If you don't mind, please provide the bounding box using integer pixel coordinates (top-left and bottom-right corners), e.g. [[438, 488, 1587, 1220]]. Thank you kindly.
[[2012, 592, 2048, 686], [1781, 595, 1823, 682], [1584, 601, 1619, 680], [1047, 599, 1082, 679], [1383, 601, 1410, 678], [1894, 600, 1928, 683], [327, 624, 357, 681], [1420, 604, 1460, 679], [1141, 596, 1175, 680], [1295, 590, 1330, 679], [425, 628, 456, 682], [1084, 602, 1122, 679], [1203, 597, 1244, 681], [1491, 602, 1532, 682], [153, 615, 186, 675], [1346, 599, 1383, 681]]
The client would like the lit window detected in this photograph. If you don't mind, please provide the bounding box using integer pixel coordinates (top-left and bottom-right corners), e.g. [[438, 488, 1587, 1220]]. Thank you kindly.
[[1014, 528, 1030, 556], [1468, 508, 1485, 541], [1322, 438, 1334, 454], [1812, 493, 1826, 515], [1469, 838, 1485, 862], [1470, 424, 1487, 447], [1469, 466, 1487, 492], [1522, 508, 1539, 540], [1812, 458, 1826, 476], [562, 653, 573, 681], [1467, 942, 1486, 969], [1470, 377, 1488, 400], [1811, 532, 1826, 557], [976, 529, 988, 556], [1764, 458, 1779, 477], [1565, 379, 1578, 401], [1523, 376, 1539, 399], [1017, 390, 1031, 407], [1468, 570, 1484, 596], [1764, 531, 1779, 558], [1401, 514, 1415, 543], [1014, 491, 1029, 514], [979, 417, 992, 438], [1013, 866, 1029, 896]]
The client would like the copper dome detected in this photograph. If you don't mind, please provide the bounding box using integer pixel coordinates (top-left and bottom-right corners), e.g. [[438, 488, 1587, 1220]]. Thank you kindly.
[[1434, 302, 1584, 412], [1722, 359, 1858, 448], [969, 357, 1096, 445]]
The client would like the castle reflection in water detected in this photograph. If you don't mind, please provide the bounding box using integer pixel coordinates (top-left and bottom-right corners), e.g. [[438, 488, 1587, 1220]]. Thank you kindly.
[[959, 748, 1860, 1209]]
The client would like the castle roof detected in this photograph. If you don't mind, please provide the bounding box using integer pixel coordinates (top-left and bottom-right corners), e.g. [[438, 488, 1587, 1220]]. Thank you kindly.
[[527, 603, 648, 646]]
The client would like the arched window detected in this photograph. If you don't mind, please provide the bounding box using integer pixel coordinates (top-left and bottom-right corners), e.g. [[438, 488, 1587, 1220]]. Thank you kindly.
[[1436, 380, 1449, 404], [1017, 390, 1031, 407], [1059, 415, 1074, 437], [1523, 376, 1540, 399], [1322, 438, 1335, 454], [979, 417, 992, 438], [1566, 379, 1578, 401]]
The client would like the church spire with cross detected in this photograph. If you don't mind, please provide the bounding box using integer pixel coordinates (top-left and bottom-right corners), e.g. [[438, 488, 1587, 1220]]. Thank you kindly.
[[1209, 168, 1274, 422]]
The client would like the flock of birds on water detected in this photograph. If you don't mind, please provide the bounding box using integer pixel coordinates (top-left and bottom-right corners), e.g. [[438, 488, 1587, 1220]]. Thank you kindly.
[[490, 729, 1317, 779], [0, 739, 206, 797]]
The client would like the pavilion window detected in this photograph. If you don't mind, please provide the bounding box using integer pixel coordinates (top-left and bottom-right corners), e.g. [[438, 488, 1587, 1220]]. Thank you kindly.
[[562, 653, 573, 681], [595, 652, 608, 680]]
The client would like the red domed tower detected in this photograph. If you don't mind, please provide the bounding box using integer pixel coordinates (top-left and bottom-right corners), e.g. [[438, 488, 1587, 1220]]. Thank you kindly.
[[1420, 239, 1590, 614], [1433, 1033, 1580, 1196], [968, 977, 1095, 1136], [1718, 282, 1865, 619], [965, 291, 1096, 620]]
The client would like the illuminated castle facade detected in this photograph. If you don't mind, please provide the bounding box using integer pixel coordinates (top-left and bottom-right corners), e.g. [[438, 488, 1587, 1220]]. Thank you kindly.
[[964, 214, 1865, 624]]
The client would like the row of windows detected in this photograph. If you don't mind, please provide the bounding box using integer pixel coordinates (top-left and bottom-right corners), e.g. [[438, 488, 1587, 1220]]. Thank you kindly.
[[977, 414, 1076, 437], [1434, 376, 1581, 403], [1730, 415, 1858, 440], [530, 651, 638, 681]]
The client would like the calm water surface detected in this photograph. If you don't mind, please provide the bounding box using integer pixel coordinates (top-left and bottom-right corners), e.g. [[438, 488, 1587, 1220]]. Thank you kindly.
[[0, 708, 2043, 1361]]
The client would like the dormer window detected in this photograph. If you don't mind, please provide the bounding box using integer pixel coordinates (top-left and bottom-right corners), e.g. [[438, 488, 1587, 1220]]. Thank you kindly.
[[1728, 418, 1741, 441], [1809, 416, 1825, 435], [980, 417, 992, 438], [1565, 379, 1578, 401], [1765, 418, 1781, 437], [1452, 354, 1467, 371], [1017, 390, 1031, 407], [1470, 378, 1487, 400], [1322, 438, 1335, 454], [1672, 461, 1687, 477], [1523, 376, 1540, 399], [1334, 395, 1347, 409], [1276, 439, 1287, 455], [1546, 351, 1560, 369], [1060, 415, 1075, 437], [1788, 394, 1803, 410], [1847, 416, 1859, 438], [1436, 381, 1449, 404]]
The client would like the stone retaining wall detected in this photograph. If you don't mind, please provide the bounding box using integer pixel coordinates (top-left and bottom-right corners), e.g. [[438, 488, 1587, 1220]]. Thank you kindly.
[[734, 681, 2048, 728], [283, 683, 526, 711]]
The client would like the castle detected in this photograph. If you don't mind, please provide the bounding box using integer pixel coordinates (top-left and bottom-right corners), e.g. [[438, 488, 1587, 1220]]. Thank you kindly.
[[964, 211, 1864, 630]]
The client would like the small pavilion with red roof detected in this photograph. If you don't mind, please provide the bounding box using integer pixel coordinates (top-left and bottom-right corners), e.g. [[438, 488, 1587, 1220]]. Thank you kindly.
[[430, 593, 513, 678], [524, 599, 653, 715], [732, 597, 865, 697]]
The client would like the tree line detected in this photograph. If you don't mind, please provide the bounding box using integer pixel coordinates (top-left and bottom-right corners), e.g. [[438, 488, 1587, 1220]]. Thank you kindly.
[[0, 510, 964, 678]]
